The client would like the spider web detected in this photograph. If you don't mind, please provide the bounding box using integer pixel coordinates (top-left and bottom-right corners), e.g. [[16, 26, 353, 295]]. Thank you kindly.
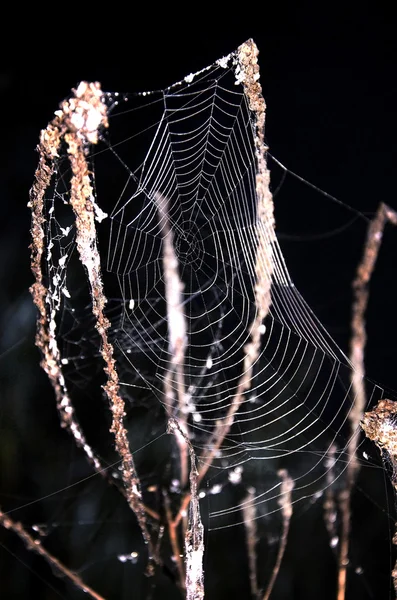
[[25, 40, 391, 599], [43, 43, 384, 524]]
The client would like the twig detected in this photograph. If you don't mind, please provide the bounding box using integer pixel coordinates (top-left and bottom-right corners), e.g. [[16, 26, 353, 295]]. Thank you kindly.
[[262, 470, 293, 600], [0, 508, 105, 600], [339, 203, 397, 600], [242, 487, 258, 598], [361, 400, 397, 595]]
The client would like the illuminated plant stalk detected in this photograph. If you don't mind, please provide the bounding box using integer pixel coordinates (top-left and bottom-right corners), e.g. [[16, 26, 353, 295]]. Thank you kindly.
[[173, 42, 276, 544], [154, 190, 191, 589], [168, 419, 204, 600], [198, 38, 275, 484], [28, 117, 98, 463], [0, 508, 105, 600], [29, 82, 156, 565], [155, 42, 276, 594], [29, 120, 160, 523], [339, 203, 397, 600], [63, 82, 155, 561], [155, 192, 189, 490], [184, 445, 204, 600]]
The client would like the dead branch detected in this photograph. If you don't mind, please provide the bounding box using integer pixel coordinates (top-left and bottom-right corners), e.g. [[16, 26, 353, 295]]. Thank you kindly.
[[173, 43, 276, 539]]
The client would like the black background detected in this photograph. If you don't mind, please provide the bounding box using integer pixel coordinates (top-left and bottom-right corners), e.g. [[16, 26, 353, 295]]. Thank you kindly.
[[1, 6, 397, 599]]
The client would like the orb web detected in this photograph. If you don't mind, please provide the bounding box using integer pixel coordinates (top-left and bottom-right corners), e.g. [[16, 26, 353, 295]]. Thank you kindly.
[[19, 39, 391, 599], [42, 42, 382, 518]]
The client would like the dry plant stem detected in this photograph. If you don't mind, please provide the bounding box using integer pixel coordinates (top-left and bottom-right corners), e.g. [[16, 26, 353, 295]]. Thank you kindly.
[[28, 104, 161, 521], [173, 41, 276, 529], [29, 82, 156, 563], [242, 488, 258, 598], [361, 400, 397, 596], [0, 508, 105, 600], [155, 192, 189, 582], [28, 123, 101, 466], [262, 470, 293, 600], [62, 83, 154, 561], [155, 192, 189, 490], [197, 39, 275, 485], [185, 443, 204, 600], [168, 419, 204, 600], [338, 203, 397, 600]]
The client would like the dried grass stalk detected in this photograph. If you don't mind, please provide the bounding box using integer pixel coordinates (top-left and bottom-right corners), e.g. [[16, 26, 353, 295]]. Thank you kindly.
[[155, 192, 189, 489], [168, 419, 204, 600], [29, 82, 155, 563], [0, 508, 105, 600], [198, 39, 275, 485], [339, 203, 397, 599]]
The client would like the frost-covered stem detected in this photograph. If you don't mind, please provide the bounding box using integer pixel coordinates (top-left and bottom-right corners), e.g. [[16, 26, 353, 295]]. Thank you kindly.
[[0, 508, 105, 600], [262, 470, 293, 600], [242, 488, 258, 598], [361, 400, 397, 595], [198, 39, 275, 486], [46, 82, 155, 562], [339, 203, 397, 600], [155, 192, 189, 490]]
